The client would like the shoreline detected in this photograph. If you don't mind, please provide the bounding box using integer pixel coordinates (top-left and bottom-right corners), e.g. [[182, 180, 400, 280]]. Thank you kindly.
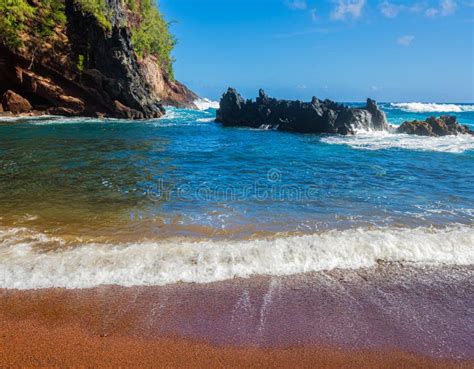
[[1, 265, 472, 367]]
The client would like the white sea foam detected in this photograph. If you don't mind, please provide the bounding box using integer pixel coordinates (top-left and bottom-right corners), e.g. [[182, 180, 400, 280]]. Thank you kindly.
[[0, 225, 472, 290], [194, 98, 219, 110], [322, 130, 474, 153], [391, 102, 474, 113], [0, 115, 121, 125], [157, 107, 201, 123], [0, 115, 59, 123]]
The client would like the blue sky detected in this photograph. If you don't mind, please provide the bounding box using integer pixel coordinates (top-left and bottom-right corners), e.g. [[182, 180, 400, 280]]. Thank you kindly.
[[159, 0, 474, 102]]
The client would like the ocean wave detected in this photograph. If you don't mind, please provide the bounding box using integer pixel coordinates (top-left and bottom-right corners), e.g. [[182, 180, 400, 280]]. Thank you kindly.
[[0, 225, 472, 290], [321, 130, 474, 153], [196, 117, 215, 123], [157, 106, 210, 123], [390, 102, 474, 113], [194, 98, 219, 111]]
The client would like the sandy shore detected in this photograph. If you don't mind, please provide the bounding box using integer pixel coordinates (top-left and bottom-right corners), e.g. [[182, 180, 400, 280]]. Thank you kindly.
[[0, 320, 467, 368], [1, 265, 472, 367]]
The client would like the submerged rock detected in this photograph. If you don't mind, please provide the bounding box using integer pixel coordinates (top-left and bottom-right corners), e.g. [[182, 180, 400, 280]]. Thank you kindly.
[[397, 116, 473, 136], [216, 88, 389, 135]]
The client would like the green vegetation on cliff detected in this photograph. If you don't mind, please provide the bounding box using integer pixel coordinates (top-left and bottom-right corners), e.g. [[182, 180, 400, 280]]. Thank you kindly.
[[38, 0, 67, 38], [0, 0, 66, 48], [75, 0, 111, 31], [0, 0, 176, 78], [0, 0, 68, 47], [0, 1, 35, 48], [128, 0, 176, 79]]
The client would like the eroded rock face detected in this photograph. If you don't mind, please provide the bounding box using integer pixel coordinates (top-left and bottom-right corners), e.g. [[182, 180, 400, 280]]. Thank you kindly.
[[1, 90, 32, 113], [216, 88, 389, 135], [397, 116, 473, 136], [0, 0, 196, 119], [64, 0, 164, 118], [139, 55, 198, 108]]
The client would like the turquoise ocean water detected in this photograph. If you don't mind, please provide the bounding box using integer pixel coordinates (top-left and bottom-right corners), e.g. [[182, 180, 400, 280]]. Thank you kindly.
[[0, 101, 473, 289]]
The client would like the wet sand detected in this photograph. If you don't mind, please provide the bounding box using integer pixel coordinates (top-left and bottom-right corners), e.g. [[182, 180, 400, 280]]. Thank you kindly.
[[0, 321, 468, 368], [1, 265, 473, 368]]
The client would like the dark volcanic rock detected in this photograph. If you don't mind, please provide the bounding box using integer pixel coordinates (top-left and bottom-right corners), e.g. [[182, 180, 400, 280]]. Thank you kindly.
[[216, 88, 388, 135], [397, 116, 473, 136], [1, 90, 32, 113], [64, 0, 164, 118]]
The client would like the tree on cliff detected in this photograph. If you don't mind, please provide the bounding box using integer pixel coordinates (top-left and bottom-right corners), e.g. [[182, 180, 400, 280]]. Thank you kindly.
[[129, 0, 176, 79]]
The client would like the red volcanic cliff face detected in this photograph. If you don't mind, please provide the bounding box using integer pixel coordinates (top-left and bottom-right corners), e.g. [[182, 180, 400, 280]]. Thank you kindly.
[[0, 0, 197, 119]]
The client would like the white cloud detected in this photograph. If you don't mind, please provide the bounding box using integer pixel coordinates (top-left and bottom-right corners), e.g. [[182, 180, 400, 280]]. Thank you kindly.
[[440, 0, 457, 15], [425, 0, 457, 17], [311, 8, 318, 21], [397, 35, 415, 46], [380, 1, 458, 18], [379, 1, 402, 18], [285, 0, 307, 10], [408, 2, 426, 13], [331, 0, 366, 20], [425, 7, 439, 16]]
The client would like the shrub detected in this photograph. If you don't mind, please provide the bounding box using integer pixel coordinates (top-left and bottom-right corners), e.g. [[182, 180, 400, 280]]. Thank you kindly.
[[0, 0, 35, 48], [0, 0, 66, 48], [37, 0, 67, 39], [77, 54, 85, 73], [75, 0, 112, 31]]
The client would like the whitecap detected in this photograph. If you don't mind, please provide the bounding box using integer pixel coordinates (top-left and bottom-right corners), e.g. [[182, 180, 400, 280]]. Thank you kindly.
[[390, 102, 474, 113], [194, 98, 219, 111]]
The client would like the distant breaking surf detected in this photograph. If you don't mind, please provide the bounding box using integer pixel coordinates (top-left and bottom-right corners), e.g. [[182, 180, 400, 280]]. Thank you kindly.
[[194, 98, 220, 110], [321, 130, 474, 153], [391, 102, 474, 113]]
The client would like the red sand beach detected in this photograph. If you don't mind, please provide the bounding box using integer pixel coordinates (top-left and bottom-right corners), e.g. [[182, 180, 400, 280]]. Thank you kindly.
[[0, 321, 467, 368], [0, 265, 472, 368]]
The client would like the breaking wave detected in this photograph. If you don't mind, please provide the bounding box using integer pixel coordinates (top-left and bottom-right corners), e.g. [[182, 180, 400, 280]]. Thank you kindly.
[[391, 102, 474, 113], [194, 98, 220, 111], [321, 130, 474, 153], [0, 225, 472, 290]]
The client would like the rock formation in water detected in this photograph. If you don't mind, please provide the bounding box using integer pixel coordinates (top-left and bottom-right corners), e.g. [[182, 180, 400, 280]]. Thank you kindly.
[[0, 0, 197, 119], [216, 88, 389, 135], [396, 116, 473, 136]]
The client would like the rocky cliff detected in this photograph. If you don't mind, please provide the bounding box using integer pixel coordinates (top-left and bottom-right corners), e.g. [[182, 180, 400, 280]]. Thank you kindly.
[[0, 0, 197, 119], [216, 88, 389, 135]]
